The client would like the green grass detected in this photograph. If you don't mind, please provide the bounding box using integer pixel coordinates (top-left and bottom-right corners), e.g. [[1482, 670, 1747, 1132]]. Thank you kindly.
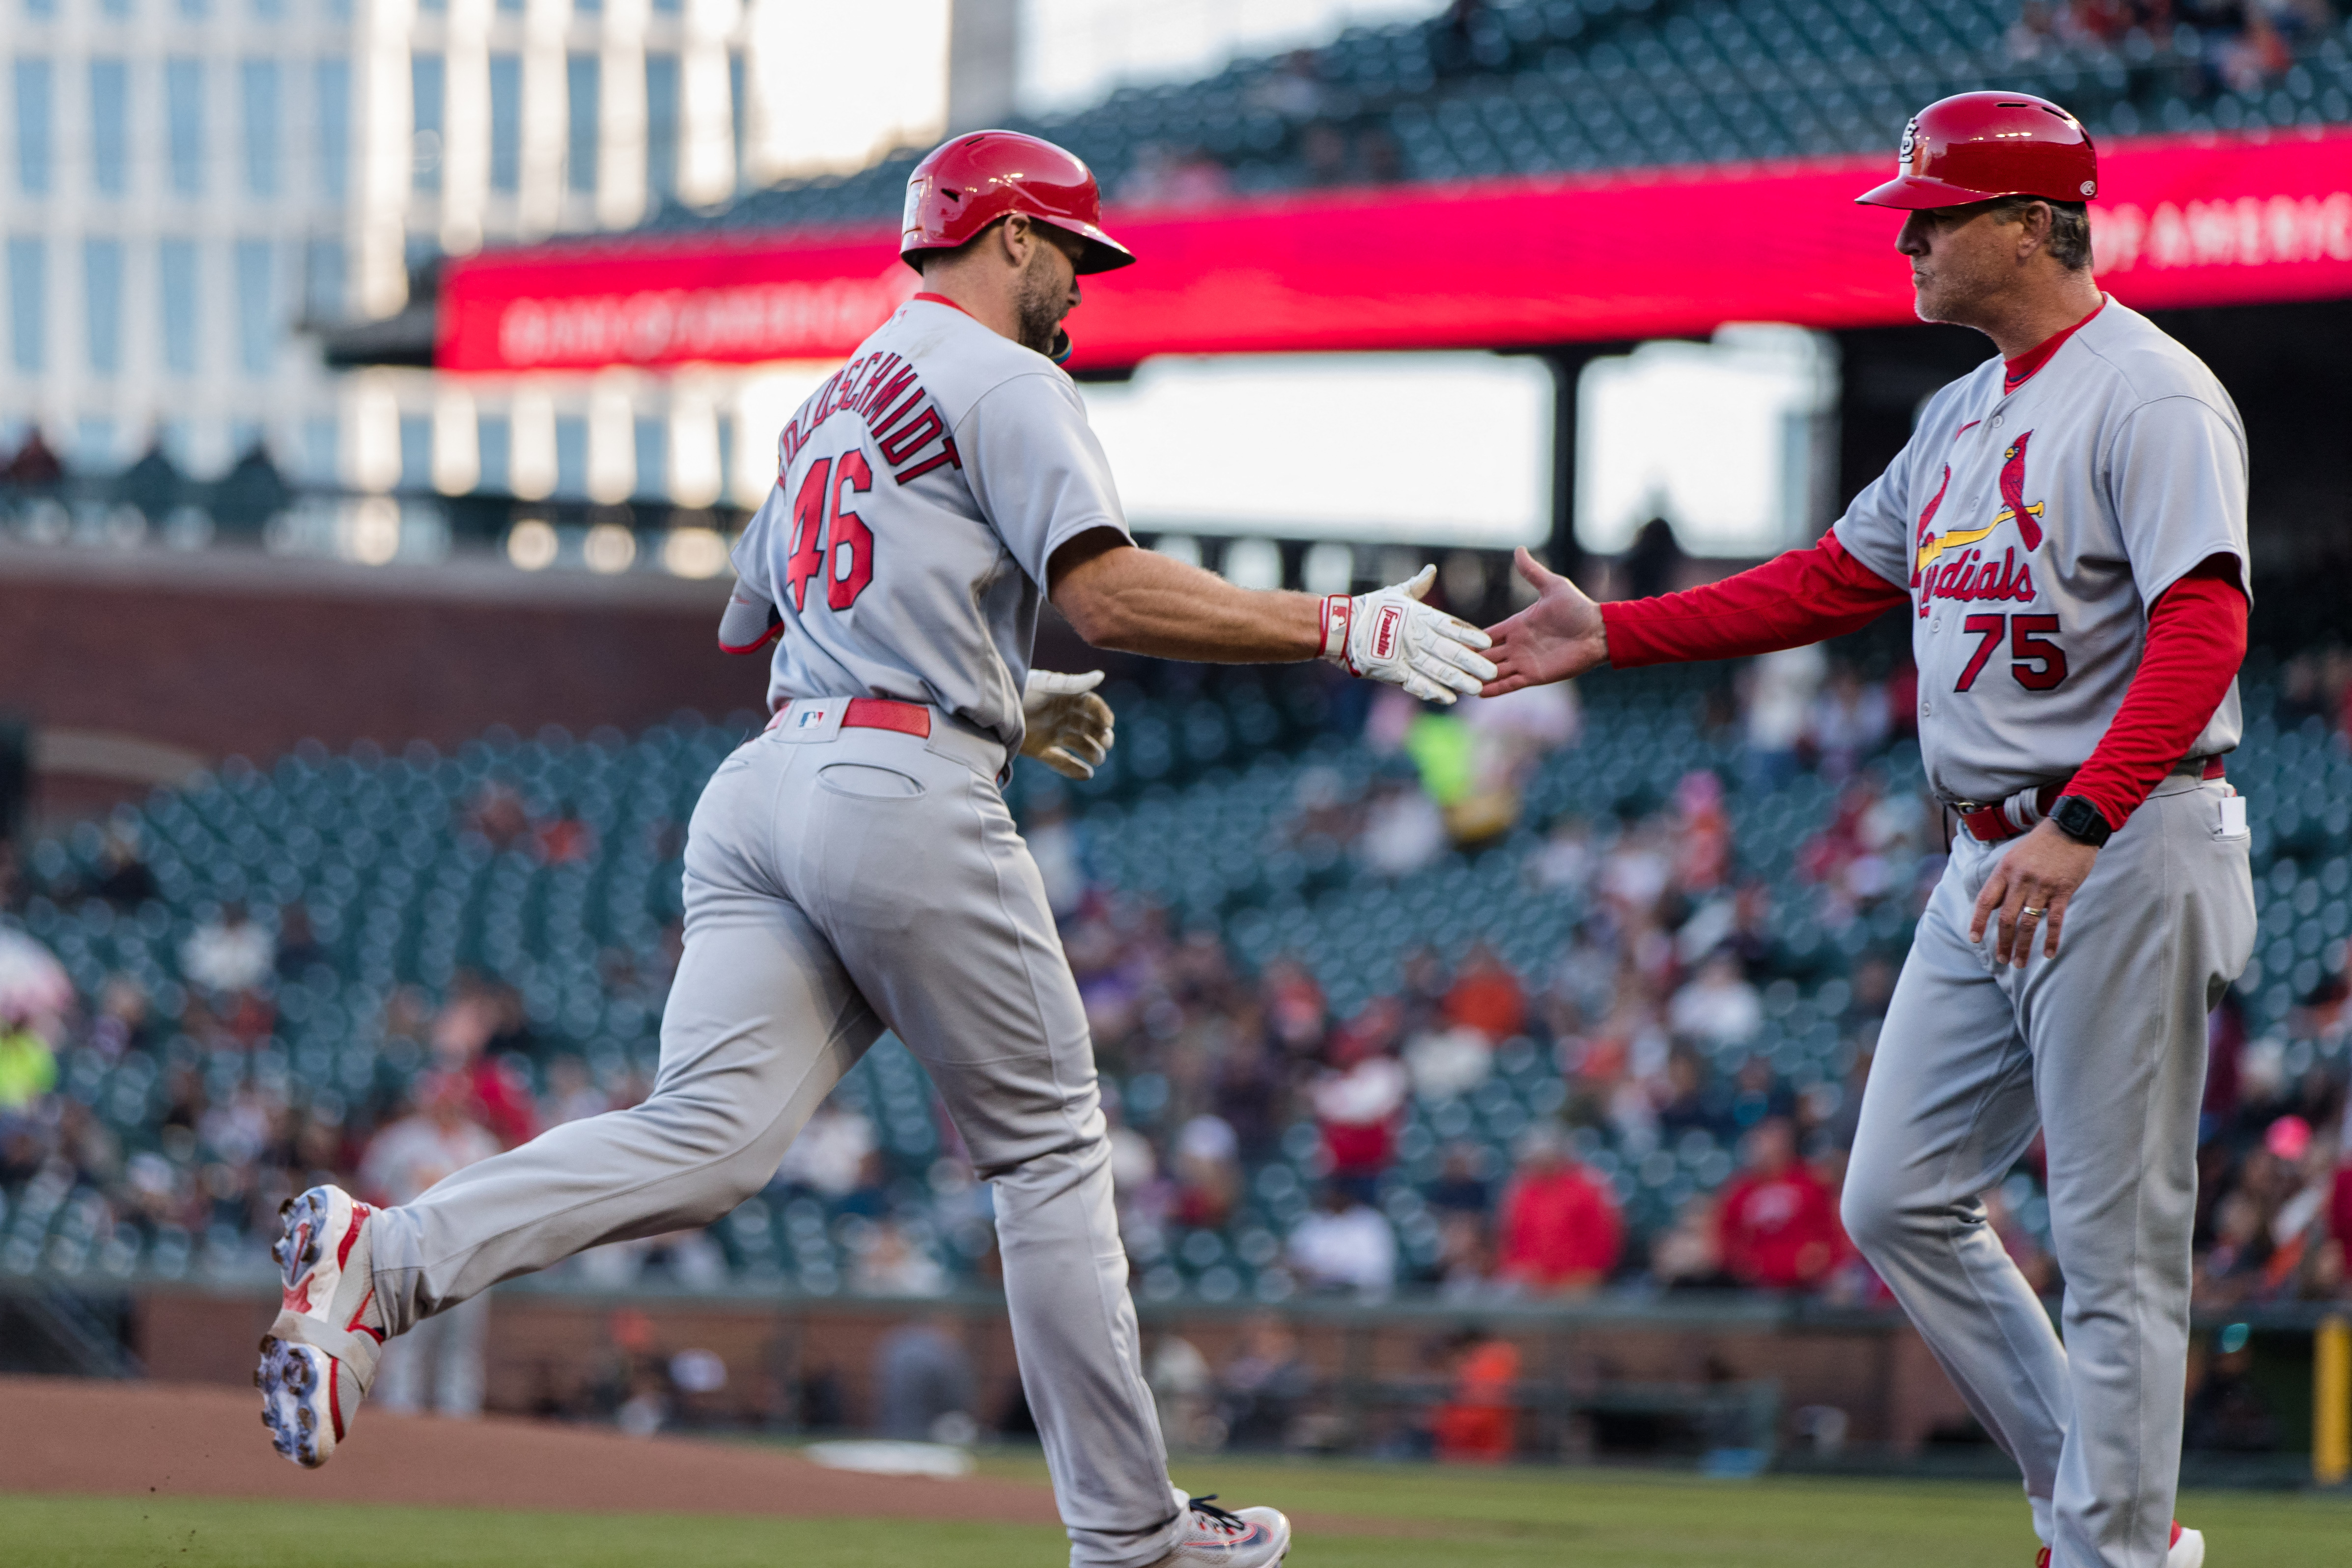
[[10, 1462, 2352, 1568]]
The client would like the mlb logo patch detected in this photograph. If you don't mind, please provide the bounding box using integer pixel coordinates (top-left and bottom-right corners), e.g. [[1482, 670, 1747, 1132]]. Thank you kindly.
[[1372, 605, 1404, 663], [770, 700, 846, 743]]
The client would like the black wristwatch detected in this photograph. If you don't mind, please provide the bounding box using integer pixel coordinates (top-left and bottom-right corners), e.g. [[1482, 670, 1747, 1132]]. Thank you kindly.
[[2048, 793, 2113, 848]]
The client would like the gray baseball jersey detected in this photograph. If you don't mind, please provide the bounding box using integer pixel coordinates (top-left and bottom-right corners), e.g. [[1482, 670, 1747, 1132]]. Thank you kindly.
[[366, 294, 1191, 1564], [1831, 295, 2258, 1568], [719, 296, 1132, 753], [1832, 298, 2249, 806]]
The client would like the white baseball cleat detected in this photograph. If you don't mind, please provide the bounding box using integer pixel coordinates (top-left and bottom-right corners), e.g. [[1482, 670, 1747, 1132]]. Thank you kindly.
[[255, 1184, 385, 1468], [1144, 1494, 1290, 1567], [2033, 1520, 2200, 1568]]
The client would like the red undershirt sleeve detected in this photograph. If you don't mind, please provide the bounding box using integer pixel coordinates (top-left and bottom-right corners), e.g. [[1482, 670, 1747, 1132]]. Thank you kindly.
[[2064, 558, 2248, 830], [1596, 532, 1909, 669]]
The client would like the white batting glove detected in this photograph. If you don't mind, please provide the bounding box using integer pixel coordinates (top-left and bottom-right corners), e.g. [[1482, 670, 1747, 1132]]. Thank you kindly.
[[1021, 669, 1116, 780], [1318, 565, 1497, 705]]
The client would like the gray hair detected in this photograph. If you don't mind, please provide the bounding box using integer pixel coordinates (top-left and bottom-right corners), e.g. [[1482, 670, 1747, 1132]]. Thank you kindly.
[[1988, 196, 2093, 271]]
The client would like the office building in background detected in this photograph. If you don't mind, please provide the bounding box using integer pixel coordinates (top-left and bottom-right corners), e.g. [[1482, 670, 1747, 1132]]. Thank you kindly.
[[1, 0, 956, 524]]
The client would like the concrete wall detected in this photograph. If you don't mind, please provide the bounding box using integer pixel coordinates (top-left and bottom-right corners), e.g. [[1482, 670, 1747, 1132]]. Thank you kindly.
[[127, 1284, 1974, 1458], [0, 545, 763, 824]]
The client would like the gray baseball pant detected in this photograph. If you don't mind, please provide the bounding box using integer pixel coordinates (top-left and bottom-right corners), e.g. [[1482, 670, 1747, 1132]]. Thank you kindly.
[[1844, 773, 2254, 1568], [366, 705, 1183, 1568]]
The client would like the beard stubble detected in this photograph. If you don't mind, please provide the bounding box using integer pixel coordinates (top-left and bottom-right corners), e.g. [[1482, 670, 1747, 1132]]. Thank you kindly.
[[1014, 246, 1069, 357]]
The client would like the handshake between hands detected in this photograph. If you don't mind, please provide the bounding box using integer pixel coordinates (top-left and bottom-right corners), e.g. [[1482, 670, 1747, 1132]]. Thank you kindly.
[[1315, 551, 1603, 702], [1022, 548, 1596, 779], [1309, 550, 1606, 703]]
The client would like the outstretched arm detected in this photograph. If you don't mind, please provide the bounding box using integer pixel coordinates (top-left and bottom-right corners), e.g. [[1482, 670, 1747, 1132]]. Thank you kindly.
[[1048, 528, 1496, 704], [1480, 534, 1908, 695], [1048, 528, 1321, 663]]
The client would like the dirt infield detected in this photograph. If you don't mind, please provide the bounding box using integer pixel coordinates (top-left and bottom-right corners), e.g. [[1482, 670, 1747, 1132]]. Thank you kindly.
[[0, 1375, 1064, 1523]]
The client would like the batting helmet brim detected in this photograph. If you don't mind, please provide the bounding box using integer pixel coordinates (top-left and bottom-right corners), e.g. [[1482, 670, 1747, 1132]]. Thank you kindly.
[[1853, 173, 2028, 210], [1032, 215, 1137, 275], [901, 211, 1133, 275]]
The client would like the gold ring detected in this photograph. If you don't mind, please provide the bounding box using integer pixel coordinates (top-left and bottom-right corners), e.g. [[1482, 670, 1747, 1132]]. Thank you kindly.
[[2021, 906, 2046, 919]]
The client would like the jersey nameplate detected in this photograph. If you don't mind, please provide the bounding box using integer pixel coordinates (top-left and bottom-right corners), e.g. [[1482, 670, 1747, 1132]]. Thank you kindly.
[[778, 351, 964, 487]]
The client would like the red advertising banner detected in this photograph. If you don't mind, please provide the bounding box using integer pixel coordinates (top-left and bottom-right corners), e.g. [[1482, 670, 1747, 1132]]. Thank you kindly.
[[435, 130, 2352, 374]]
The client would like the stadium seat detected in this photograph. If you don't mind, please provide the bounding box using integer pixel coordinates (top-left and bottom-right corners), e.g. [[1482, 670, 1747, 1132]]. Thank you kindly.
[[613, 0, 2352, 243]]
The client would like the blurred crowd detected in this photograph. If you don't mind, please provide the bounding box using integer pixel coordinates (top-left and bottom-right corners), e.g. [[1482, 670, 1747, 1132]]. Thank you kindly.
[[2276, 644, 2352, 744], [1098, 0, 2352, 215], [1113, 46, 1408, 212], [1, 425, 292, 519], [2, 638, 2349, 1461], [1036, 763, 1923, 1313], [2007, 0, 2346, 92]]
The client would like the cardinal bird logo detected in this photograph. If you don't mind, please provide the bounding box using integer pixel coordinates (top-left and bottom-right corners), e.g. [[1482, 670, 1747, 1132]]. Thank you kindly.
[[1991, 430, 2045, 550], [1915, 428, 2046, 577]]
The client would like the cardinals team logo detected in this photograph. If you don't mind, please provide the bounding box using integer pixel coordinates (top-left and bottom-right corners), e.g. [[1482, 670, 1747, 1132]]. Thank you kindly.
[[1915, 429, 2046, 579], [1913, 430, 2048, 616], [1897, 117, 1923, 175], [1989, 430, 2046, 549]]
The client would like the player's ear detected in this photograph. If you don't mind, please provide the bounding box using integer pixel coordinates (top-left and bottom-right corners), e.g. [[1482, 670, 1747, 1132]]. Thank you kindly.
[[2007, 199, 2051, 259], [997, 213, 1031, 268]]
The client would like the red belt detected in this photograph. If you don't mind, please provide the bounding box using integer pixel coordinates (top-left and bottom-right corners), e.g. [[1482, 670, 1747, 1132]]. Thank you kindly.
[[1957, 784, 2066, 845], [764, 697, 933, 738], [1957, 757, 2224, 844]]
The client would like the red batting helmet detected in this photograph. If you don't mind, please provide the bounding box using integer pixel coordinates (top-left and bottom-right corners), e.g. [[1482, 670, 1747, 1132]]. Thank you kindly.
[[1854, 91, 2099, 210], [900, 131, 1135, 275]]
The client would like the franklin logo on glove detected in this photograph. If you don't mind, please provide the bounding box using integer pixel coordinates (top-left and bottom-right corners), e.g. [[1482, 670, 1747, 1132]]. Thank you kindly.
[[1319, 565, 1494, 705]]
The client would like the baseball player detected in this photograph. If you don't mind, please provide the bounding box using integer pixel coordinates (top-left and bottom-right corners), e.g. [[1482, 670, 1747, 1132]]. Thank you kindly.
[[1480, 93, 2251, 1568], [252, 129, 1495, 1568]]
